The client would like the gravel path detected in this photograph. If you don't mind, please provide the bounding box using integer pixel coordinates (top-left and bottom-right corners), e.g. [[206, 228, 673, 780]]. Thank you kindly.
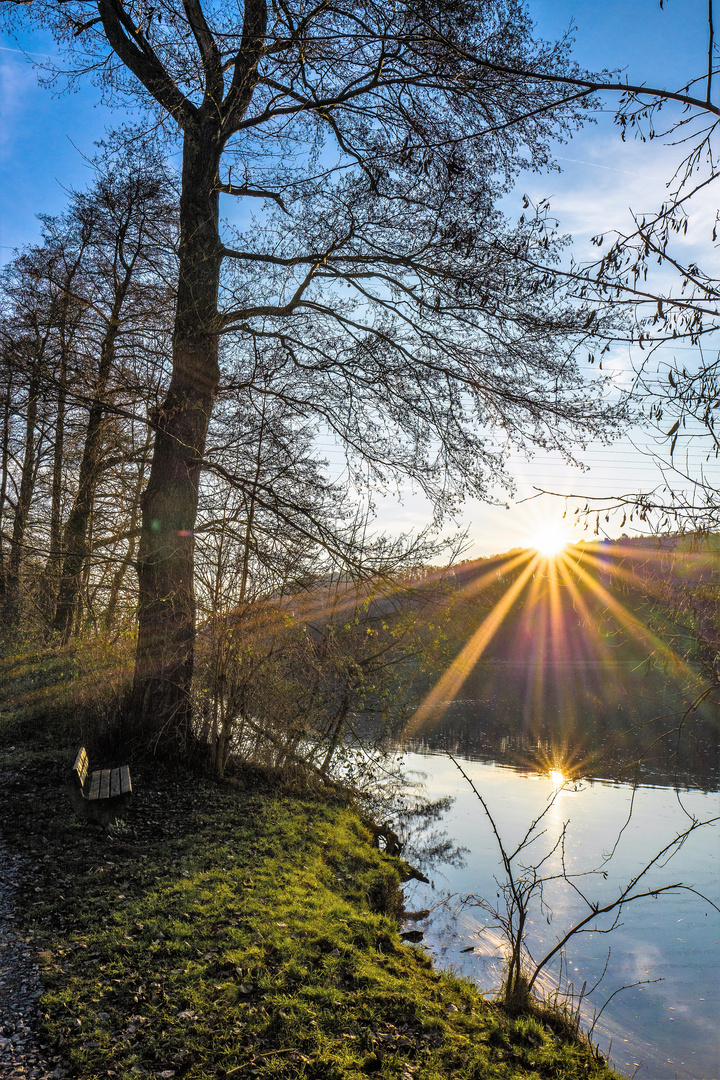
[[0, 777, 68, 1080]]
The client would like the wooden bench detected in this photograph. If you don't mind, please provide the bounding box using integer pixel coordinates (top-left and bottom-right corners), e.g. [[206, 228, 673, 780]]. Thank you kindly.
[[68, 747, 132, 826]]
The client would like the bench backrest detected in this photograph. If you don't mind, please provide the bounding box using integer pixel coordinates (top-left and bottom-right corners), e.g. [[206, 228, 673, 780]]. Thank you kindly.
[[72, 746, 89, 789]]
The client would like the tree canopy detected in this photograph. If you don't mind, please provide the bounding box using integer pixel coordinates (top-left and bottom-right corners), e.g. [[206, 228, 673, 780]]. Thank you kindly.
[[1, 0, 626, 749]]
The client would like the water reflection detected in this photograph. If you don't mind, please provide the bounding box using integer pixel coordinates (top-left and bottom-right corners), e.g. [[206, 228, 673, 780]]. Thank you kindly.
[[401, 664, 719, 790], [400, 752, 719, 1080], [548, 767, 566, 789]]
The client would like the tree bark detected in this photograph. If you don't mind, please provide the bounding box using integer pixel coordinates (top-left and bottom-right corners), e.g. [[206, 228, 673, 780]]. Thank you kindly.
[[0, 365, 14, 598], [104, 434, 152, 631], [45, 347, 68, 596], [52, 298, 123, 641], [131, 130, 222, 750], [4, 357, 41, 626]]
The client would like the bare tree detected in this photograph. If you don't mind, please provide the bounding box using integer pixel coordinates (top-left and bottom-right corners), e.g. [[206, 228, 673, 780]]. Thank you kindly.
[[196, 560, 454, 781], [0, 238, 79, 626], [32, 216, 95, 615], [2, 0, 628, 751], [50, 153, 178, 640], [0, 149, 176, 637], [449, 754, 720, 1016]]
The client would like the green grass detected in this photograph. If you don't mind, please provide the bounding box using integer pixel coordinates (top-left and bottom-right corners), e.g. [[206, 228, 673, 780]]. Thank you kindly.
[[0, 743, 621, 1080]]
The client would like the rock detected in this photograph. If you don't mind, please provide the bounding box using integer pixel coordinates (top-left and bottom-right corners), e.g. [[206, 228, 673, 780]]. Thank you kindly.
[[400, 929, 424, 943], [402, 909, 430, 922]]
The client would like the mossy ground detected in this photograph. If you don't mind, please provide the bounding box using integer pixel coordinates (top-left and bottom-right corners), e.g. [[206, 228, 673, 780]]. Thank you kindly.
[[0, 742, 621, 1080]]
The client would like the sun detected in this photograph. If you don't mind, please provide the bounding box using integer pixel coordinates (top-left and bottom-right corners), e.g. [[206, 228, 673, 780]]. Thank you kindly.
[[532, 523, 570, 559]]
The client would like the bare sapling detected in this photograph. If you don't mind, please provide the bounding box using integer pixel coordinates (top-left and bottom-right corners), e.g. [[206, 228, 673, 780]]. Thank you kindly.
[[448, 753, 720, 1019]]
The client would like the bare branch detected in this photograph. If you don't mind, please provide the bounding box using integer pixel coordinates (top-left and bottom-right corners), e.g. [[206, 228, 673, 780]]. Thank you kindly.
[[97, 0, 198, 129], [182, 0, 223, 111]]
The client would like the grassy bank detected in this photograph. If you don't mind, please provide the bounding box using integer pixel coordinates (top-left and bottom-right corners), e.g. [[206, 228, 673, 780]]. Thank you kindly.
[[0, 741, 621, 1080]]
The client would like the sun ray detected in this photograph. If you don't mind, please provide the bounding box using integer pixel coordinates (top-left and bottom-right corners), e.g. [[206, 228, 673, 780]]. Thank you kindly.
[[402, 553, 540, 739], [546, 554, 572, 664], [454, 549, 535, 600], [398, 532, 716, 779], [556, 550, 704, 690], [577, 544, 718, 608], [553, 557, 614, 664], [518, 563, 550, 719], [544, 554, 578, 720], [287, 549, 536, 627]]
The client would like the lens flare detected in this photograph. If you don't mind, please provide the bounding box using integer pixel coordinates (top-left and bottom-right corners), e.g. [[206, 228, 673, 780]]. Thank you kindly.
[[403, 534, 712, 767], [549, 768, 566, 789]]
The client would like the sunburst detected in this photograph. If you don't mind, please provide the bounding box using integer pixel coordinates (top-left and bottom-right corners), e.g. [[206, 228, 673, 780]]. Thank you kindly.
[[532, 523, 571, 559], [403, 535, 712, 766]]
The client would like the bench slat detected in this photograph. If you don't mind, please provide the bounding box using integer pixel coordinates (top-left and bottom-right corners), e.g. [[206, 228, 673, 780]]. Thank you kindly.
[[120, 765, 132, 796], [99, 769, 111, 800], [73, 747, 89, 787], [110, 768, 121, 799], [88, 770, 101, 800]]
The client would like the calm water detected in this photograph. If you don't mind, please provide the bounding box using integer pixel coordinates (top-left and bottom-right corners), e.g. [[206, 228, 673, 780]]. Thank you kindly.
[[400, 751, 719, 1080]]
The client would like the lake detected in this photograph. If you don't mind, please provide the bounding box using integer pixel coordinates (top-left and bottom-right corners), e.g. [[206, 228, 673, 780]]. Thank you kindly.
[[398, 749, 719, 1080]]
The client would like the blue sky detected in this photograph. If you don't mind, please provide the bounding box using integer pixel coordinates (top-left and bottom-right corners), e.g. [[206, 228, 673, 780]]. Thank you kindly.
[[1, 2, 716, 556]]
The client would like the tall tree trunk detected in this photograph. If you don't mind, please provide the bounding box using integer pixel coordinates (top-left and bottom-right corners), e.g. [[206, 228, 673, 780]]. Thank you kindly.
[[131, 131, 222, 750], [104, 434, 152, 631], [4, 358, 41, 626], [39, 340, 69, 619], [239, 399, 266, 604], [0, 366, 14, 598], [52, 305, 122, 641], [36, 240, 89, 620]]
